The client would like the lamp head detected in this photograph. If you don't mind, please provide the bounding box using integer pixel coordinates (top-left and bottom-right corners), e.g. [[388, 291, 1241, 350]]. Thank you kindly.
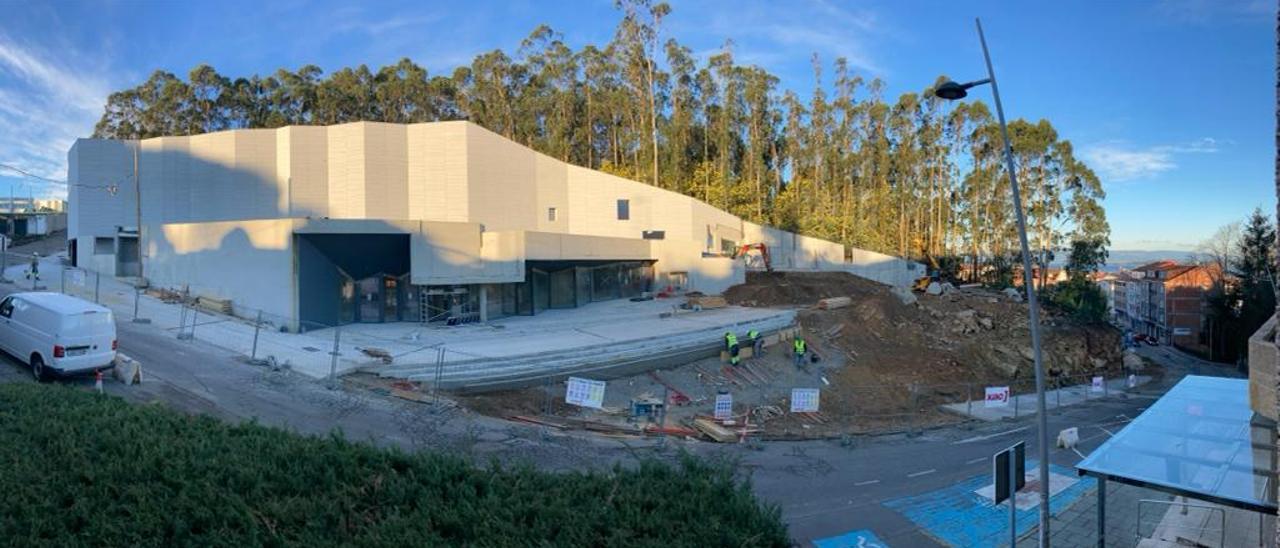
[[935, 80, 969, 100]]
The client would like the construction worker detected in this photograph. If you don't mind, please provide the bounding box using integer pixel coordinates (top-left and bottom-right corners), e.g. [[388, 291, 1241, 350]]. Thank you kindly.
[[748, 329, 764, 358], [25, 252, 38, 281], [793, 335, 807, 367], [724, 331, 740, 366]]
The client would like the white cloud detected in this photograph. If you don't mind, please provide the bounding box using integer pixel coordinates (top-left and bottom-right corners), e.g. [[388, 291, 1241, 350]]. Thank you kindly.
[[1158, 137, 1219, 154], [688, 0, 886, 75], [0, 34, 114, 198], [1082, 138, 1221, 182]]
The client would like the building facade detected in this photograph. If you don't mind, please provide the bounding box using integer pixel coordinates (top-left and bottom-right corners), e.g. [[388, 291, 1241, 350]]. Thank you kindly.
[[1123, 260, 1218, 354], [69, 121, 920, 330]]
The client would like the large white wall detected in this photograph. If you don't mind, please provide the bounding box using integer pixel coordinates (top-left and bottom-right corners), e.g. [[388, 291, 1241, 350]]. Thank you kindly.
[[69, 120, 919, 297], [150, 218, 295, 321], [68, 139, 136, 242]]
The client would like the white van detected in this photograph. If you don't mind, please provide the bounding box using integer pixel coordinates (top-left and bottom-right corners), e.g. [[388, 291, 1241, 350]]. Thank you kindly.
[[0, 292, 117, 381]]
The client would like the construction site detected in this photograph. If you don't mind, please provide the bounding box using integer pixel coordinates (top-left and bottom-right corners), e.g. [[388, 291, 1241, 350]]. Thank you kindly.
[[350, 269, 1127, 441], [62, 119, 1131, 444]]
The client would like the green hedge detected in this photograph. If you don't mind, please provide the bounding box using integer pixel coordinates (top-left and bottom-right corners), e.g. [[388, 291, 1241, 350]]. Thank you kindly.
[[0, 384, 787, 546]]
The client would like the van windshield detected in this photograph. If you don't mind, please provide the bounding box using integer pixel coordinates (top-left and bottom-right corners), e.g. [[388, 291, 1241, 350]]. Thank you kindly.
[[62, 311, 114, 332]]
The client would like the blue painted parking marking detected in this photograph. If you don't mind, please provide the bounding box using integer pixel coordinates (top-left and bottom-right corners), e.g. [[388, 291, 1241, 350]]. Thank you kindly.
[[813, 528, 889, 548], [882, 460, 1095, 547]]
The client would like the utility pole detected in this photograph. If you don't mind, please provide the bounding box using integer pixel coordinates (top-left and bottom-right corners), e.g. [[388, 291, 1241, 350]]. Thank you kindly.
[[932, 19, 1053, 545], [134, 141, 143, 280]]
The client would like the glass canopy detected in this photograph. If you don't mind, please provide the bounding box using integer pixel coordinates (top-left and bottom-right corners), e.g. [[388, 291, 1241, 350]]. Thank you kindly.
[[1076, 375, 1277, 513]]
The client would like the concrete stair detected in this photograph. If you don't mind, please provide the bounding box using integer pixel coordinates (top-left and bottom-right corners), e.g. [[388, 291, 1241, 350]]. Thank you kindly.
[[376, 311, 795, 392]]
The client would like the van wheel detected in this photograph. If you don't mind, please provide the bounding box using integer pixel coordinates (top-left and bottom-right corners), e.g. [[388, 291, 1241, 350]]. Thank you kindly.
[[30, 355, 48, 382]]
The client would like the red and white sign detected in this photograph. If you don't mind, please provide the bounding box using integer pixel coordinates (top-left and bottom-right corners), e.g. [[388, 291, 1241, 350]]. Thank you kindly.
[[985, 386, 1010, 408]]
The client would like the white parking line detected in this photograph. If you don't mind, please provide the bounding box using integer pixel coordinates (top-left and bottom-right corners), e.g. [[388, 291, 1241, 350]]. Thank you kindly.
[[966, 457, 987, 465], [907, 469, 936, 478], [952, 426, 1029, 445], [854, 479, 880, 486]]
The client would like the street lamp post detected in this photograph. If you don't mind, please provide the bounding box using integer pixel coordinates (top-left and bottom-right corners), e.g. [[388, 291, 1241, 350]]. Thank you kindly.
[[935, 18, 1053, 546]]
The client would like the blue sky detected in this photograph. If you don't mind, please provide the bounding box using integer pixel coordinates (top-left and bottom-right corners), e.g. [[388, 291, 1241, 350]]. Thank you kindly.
[[0, 0, 1272, 251]]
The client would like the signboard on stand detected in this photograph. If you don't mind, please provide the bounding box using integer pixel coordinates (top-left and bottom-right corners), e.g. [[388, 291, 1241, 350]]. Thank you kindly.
[[985, 386, 1010, 408], [790, 388, 820, 413], [714, 393, 733, 420], [1091, 376, 1105, 393], [565, 377, 606, 409]]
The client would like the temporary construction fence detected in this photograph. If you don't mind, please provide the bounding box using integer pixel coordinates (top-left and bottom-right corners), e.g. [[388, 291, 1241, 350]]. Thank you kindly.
[[51, 262, 465, 382], [46, 260, 1146, 435]]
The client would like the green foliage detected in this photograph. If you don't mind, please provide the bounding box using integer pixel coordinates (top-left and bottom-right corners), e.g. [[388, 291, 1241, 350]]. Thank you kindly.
[[0, 384, 788, 547], [1064, 237, 1109, 282], [1205, 208, 1277, 364], [91, 3, 1108, 277], [1046, 278, 1109, 324]]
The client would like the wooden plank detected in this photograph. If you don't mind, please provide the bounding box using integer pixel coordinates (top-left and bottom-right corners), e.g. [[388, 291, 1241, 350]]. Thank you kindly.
[[509, 415, 569, 430], [647, 371, 691, 406], [719, 366, 743, 387], [644, 425, 698, 437], [721, 366, 751, 386], [692, 418, 738, 443]]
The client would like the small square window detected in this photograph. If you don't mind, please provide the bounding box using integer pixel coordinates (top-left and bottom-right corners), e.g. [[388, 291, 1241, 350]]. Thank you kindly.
[[93, 237, 114, 255], [616, 199, 630, 221], [548, 207, 557, 222]]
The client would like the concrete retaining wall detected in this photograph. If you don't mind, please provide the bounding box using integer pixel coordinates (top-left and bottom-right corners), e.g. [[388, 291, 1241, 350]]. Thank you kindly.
[[1248, 315, 1276, 421]]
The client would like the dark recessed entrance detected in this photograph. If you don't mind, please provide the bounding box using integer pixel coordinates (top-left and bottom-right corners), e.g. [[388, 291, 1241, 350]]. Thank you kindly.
[[296, 233, 411, 328]]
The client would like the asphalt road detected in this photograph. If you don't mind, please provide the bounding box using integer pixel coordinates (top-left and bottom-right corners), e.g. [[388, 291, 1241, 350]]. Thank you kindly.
[[0, 277, 1232, 546]]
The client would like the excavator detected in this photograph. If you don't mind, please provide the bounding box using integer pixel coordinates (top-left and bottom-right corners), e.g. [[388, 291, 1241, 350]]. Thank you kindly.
[[911, 251, 943, 291], [734, 243, 773, 272]]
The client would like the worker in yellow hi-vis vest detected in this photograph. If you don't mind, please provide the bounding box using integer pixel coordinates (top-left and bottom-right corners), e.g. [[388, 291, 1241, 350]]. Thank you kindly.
[[724, 331, 740, 366], [748, 329, 763, 358], [793, 336, 807, 367]]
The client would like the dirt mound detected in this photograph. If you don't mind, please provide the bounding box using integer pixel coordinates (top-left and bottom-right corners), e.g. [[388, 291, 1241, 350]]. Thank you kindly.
[[724, 271, 887, 307], [725, 271, 1123, 436]]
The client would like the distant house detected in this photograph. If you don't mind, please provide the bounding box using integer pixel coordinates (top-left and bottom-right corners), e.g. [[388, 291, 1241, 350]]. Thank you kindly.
[[1121, 260, 1219, 354], [1011, 266, 1068, 289]]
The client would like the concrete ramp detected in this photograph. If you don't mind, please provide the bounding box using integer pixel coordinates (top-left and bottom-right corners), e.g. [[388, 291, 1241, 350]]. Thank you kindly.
[[374, 300, 795, 392]]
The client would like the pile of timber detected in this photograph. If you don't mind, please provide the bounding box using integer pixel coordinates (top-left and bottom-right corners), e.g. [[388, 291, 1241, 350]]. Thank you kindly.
[[686, 294, 728, 309], [196, 295, 233, 315]]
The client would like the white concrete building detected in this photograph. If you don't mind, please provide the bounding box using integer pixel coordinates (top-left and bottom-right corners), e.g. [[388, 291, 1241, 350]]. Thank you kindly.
[[69, 121, 920, 330]]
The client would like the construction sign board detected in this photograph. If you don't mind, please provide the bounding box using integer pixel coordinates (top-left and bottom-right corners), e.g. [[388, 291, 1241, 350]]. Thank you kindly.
[[565, 377, 606, 409], [984, 386, 1010, 408], [1091, 376, 1104, 393], [714, 393, 733, 420], [1127, 374, 1137, 389], [790, 388, 820, 413]]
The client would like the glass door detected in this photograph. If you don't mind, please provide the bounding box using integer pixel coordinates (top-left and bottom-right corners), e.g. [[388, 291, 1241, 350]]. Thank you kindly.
[[383, 276, 399, 321], [357, 276, 382, 323]]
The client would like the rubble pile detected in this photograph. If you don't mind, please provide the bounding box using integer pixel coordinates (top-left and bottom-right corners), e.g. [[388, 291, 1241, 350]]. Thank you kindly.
[[727, 271, 1124, 432]]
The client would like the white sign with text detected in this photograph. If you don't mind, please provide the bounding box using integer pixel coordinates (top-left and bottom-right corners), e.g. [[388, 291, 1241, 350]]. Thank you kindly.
[[1091, 376, 1104, 393], [714, 393, 733, 420], [565, 377, 606, 409], [790, 388, 820, 413], [985, 386, 1010, 408]]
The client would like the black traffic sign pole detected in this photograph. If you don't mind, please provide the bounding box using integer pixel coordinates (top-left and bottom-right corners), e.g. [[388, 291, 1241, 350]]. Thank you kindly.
[[993, 441, 1026, 547]]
